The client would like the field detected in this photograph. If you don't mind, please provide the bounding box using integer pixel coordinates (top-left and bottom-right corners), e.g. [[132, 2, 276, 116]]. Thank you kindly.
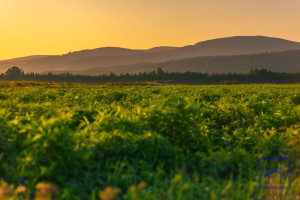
[[1, 82, 300, 200]]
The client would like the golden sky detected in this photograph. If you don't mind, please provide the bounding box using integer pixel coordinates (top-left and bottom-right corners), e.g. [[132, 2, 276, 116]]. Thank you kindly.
[[1, 0, 300, 60]]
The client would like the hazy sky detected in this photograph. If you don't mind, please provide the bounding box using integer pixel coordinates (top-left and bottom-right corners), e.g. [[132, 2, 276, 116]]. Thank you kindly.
[[1, 0, 300, 60]]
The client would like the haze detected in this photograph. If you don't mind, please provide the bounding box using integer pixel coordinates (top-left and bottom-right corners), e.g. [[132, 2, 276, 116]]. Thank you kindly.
[[1, 0, 300, 60]]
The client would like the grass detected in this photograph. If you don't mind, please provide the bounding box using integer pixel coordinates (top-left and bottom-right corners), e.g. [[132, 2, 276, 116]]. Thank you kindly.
[[0, 82, 300, 199]]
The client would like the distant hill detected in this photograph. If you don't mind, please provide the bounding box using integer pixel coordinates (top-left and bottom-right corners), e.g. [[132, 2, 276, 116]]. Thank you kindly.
[[71, 50, 300, 74], [0, 55, 50, 62], [1, 36, 300, 74], [0, 46, 178, 73]]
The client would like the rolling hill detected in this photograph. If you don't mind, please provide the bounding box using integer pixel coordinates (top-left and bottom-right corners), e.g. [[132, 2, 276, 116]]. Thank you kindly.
[[1, 35, 300, 74], [75, 50, 300, 75]]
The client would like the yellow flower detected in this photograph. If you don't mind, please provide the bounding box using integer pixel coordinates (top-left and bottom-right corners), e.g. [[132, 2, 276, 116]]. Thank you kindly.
[[281, 116, 287, 120], [138, 181, 148, 190], [25, 156, 32, 162], [98, 186, 120, 200], [15, 185, 27, 194], [0, 182, 14, 200], [35, 182, 60, 199], [128, 185, 136, 192]]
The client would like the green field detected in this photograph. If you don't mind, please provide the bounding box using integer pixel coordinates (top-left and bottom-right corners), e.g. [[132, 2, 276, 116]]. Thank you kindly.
[[1, 82, 300, 200]]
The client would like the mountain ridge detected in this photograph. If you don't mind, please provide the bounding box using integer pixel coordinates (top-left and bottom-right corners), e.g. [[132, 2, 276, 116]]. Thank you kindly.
[[43, 49, 300, 75], [1, 35, 300, 74]]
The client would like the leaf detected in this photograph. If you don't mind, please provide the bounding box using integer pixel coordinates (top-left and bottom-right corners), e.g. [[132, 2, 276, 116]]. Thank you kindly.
[[32, 134, 42, 142]]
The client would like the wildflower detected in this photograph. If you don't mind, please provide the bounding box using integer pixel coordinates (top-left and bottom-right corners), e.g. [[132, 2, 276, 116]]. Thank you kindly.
[[128, 185, 136, 192], [35, 182, 60, 199], [137, 181, 148, 190], [98, 186, 120, 200], [0, 182, 14, 199], [281, 116, 287, 120], [25, 156, 32, 162], [15, 185, 27, 194]]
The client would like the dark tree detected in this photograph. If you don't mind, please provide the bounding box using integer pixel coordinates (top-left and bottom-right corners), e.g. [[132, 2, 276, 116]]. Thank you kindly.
[[156, 67, 164, 75], [5, 66, 24, 80]]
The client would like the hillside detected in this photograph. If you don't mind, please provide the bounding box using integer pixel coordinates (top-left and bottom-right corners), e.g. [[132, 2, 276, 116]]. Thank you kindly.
[[1, 36, 300, 73], [75, 50, 300, 74]]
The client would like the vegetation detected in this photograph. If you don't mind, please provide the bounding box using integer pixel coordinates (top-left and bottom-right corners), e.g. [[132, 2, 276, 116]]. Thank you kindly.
[[1, 66, 300, 84], [0, 81, 300, 199]]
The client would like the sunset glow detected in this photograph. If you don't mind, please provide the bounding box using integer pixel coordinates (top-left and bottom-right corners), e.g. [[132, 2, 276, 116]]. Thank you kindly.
[[1, 0, 300, 60]]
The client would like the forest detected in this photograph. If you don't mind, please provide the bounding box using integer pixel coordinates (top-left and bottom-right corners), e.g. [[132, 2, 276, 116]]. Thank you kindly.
[[1, 66, 300, 84]]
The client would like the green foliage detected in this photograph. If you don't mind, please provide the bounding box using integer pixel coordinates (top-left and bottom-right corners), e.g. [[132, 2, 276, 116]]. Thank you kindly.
[[0, 82, 299, 199], [292, 93, 300, 105], [0, 93, 8, 100]]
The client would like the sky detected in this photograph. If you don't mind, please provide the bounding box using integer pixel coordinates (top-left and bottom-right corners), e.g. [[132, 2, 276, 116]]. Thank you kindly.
[[0, 0, 300, 60]]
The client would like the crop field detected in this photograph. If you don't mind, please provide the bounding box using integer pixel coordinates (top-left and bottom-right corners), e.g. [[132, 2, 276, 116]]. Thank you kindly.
[[0, 81, 300, 200]]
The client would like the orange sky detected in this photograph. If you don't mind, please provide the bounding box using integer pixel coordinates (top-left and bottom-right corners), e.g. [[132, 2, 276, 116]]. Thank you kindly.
[[1, 0, 300, 60]]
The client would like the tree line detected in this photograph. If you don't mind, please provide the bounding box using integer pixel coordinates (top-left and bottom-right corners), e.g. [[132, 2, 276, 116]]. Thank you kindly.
[[1, 66, 300, 84]]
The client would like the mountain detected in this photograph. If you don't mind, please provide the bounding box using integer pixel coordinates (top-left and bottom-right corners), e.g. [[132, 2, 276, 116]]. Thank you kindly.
[[1, 36, 300, 74], [0, 46, 178, 73], [64, 50, 300, 75]]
